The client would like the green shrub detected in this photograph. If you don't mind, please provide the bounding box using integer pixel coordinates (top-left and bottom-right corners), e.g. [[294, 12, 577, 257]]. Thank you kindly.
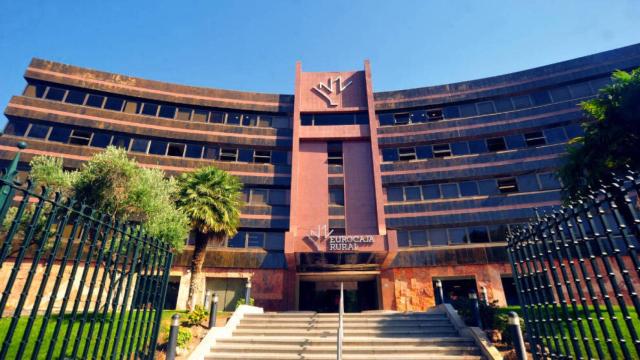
[[235, 297, 255, 309], [186, 305, 209, 327], [176, 327, 192, 348]]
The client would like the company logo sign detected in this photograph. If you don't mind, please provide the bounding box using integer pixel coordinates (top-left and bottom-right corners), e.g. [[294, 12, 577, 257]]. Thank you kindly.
[[312, 76, 352, 107], [305, 225, 374, 251]]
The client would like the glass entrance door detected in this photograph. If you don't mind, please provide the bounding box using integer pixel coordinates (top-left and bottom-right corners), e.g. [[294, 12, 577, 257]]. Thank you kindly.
[[298, 278, 379, 312]]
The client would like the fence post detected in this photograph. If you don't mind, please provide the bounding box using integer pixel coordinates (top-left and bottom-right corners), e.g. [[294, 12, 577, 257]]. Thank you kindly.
[[435, 279, 444, 304], [166, 314, 180, 360], [245, 277, 252, 305], [509, 312, 527, 360], [209, 293, 218, 329], [0, 142, 26, 221], [469, 291, 482, 328]]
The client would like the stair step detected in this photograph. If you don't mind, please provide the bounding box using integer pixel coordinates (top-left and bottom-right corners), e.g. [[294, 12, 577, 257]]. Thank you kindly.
[[238, 319, 452, 325], [205, 353, 484, 360], [236, 322, 454, 329], [232, 329, 459, 337], [211, 343, 481, 355]]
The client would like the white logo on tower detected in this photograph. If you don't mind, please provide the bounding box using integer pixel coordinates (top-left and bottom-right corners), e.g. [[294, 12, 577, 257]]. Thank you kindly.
[[312, 76, 352, 107]]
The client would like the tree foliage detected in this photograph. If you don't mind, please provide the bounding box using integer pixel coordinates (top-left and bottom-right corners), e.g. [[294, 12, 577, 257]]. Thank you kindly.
[[27, 146, 190, 251], [559, 68, 640, 199]]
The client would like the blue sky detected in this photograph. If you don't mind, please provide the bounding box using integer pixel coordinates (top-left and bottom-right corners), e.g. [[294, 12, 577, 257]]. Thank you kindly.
[[0, 0, 639, 117]]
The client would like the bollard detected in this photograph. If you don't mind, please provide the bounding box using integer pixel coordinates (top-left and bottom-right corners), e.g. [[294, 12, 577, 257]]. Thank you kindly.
[[166, 314, 180, 360], [209, 292, 219, 329], [480, 286, 488, 305], [508, 312, 526, 360], [435, 280, 444, 305], [245, 279, 252, 305], [469, 291, 482, 328], [204, 290, 211, 310]]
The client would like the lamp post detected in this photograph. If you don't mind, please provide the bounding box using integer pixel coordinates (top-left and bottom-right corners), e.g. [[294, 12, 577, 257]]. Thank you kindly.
[[469, 291, 482, 328], [245, 277, 252, 305], [166, 314, 180, 360], [434, 280, 444, 305], [209, 292, 218, 329]]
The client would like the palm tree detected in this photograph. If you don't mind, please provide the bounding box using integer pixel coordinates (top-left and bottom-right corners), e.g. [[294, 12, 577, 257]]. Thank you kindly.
[[177, 166, 243, 310]]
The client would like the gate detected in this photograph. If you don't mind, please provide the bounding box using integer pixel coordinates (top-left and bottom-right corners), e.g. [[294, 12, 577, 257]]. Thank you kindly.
[[507, 171, 640, 359], [0, 149, 174, 359]]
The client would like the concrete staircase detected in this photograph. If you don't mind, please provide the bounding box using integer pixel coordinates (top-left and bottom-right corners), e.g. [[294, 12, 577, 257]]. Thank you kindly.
[[206, 309, 485, 359]]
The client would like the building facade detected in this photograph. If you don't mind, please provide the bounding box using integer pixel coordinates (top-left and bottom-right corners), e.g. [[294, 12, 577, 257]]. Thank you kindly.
[[2, 44, 640, 312]]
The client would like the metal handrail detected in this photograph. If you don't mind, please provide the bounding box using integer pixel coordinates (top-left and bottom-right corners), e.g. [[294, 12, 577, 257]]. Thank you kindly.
[[337, 282, 344, 360]]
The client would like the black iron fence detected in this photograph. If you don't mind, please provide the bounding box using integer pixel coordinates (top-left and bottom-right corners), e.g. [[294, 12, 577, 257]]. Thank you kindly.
[[507, 171, 640, 360], [0, 148, 174, 359]]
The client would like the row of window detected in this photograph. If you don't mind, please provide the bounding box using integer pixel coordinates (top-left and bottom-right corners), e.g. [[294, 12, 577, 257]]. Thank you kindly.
[[6, 119, 289, 165], [386, 172, 562, 202], [397, 223, 518, 247], [301, 112, 369, 126], [187, 231, 285, 250], [381, 124, 581, 162], [242, 188, 289, 206], [378, 77, 609, 126], [24, 83, 292, 129]]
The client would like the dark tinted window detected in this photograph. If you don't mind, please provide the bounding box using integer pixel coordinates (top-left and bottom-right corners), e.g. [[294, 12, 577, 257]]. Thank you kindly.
[[185, 144, 203, 158], [459, 103, 477, 117], [387, 187, 404, 201], [242, 114, 258, 126], [443, 106, 460, 119], [130, 138, 150, 153], [48, 126, 72, 143], [382, 148, 398, 162], [497, 178, 519, 193], [158, 105, 176, 119], [415, 146, 433, 159], [544, 127, 567, 144], [45, 87, 66, 101], [459, 181, 479, 196], [505, 134, 526, 149], [409, 230, 427, 246], [476, 101, 495, 115], [378, 113, 394, 126], [191, 109, 208, 123], [550, 87, 571, 102], [451, 142, 470, 156], [219, 148, 238, 161], [228, 232, 245, 248], [265, 233, 285, 250], [489, 225, 509, 242], [397, 231, 410, 247], [512, 95, 531, 109], [410, 110, 427, 124], [565, 123, 584, 138], [517, 174, 539, 192], [329, 188, 344, 206], [203, 146, 219, 159], [300, 114, 313, 126], [254, 150, 271, 163], [448, 228, 468, 244], [111, 134, 131, 149], [209, 111, 225, 123], [247, 233, 264, 248], [404, 186, 421, 201], [271, 151, 288, 165], [238, 149, 254, 162], [167, 143, 185, 157], [393, 113, 410, 125], [27, 124, 50, 139], [429, 229, 448, 246], [64, 90, 86, 105], [531, 91, 552, 105], [68, 129, 92, 145], [468, 140, 487, 153], [494, 98, 513, 112], [91, 132, 112, 148], [441, 183, 459, 198], [5, 121, 29, 136], [569, 82, 592, 98], [175, 107, 192, 121], [469, 227, 490, 243], [524, 131, 546, 147], [422, 185, 440, 199], [149, 140, 168, 155], [478, 179, 498, 195], [141, 103, 159, 116], [486, 137, 507, 152], [85, 94, 105, 108], [104, 97, 125, 111], [226, 113, 241, 125], [432, 144, 451, 158], [539, 173, 561, 190], [269, 190, 287, 205]]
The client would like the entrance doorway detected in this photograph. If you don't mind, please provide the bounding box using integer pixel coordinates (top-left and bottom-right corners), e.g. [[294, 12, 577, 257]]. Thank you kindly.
[[433, 278, 478, 303], [297, 272, 380, 312]]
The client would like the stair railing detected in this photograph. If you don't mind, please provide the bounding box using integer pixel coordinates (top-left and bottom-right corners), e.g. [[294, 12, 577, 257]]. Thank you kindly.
[[337, 282, 344, 360]]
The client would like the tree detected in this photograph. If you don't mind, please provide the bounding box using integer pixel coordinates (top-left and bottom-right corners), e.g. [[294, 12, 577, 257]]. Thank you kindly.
[[27, 146, 190, 251], [176, 166, 242, 310], [559, 68, 640, 200]]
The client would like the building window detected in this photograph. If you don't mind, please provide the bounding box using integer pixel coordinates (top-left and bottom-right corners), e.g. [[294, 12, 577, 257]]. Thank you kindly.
[[468, 140, 488, 153], [450, 142, 470, 156], [497, 177, 519, 194], [327, 142, 343, 165], [131, 138, 150, 153], [511, 95, 532, 109], [141, 103, 160, 116], [157, 104, 176, 119], [422, 185, 440, 199], [429, 229, 448, 246], [329, 187, 344, 206], [393, 113, 411, 125], [476, 101, 495, 115], [226, 113, 242, 125], [242, 114, 258, 126], [524, 131, 546, 147], [432, 144, 452, 158], [253, 150, 271, 164], [440, 183, 459, 198], [85, 94, 105, 108], [427, 109, 443, 121], [443, 106, 460, 119], [398, 147, 417, 161], [569, 82, 592, 98], [387, 187, 404, 202], [167, 143, 186, 157], [44, 87, 66, 101], [250, 189, 268, 204], [382, 148, 399, 162], [185, 144, 204, 158], [468, 226, 490, 243], [448, 228, 468, 244], [209, 111, 225, 123], [409, 230, 428, 246], [494, 98, 513, 112], [91, 133, 111, 148], [459, 181, 479, 197], [111, 134, 131, 149], [26, 124, 50, 139], [203, 146, 219, 160], [247, 233, 265, 248], [550, 87, 572, 102], [123, 100, 140, 114], [257, 116, 272, 127], [538, 172, 562, 190], [268, 189, 287, 205], [68, 129, 92, 146], [486, 137, 507, 152], [531, 91, 552, 105], [23, 84, 47, 98], [219, 148, 238, 162], [404, 186, 421, 201], [149, 140, 168, 155], [104, 97, 125, 111], [459, 103, 477, 117], [64, 90, 87, 105]]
